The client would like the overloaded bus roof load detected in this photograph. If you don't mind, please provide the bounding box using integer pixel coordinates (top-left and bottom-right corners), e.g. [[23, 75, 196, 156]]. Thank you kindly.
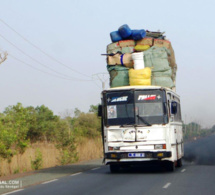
[[103, 24, 178, 91]]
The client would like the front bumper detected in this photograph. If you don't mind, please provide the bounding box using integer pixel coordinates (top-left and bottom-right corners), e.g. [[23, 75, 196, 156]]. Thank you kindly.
[[105, 151, 171, 160]]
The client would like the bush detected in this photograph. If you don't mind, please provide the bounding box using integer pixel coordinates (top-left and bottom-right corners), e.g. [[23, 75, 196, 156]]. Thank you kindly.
[[31, 148, 43, 170], [73, 113, 101, 137], [58, 148, 78, 165], [55, 120, 78, 165]]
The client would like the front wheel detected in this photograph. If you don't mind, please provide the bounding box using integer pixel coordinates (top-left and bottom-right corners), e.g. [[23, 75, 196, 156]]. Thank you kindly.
[[110, 164, 120, 173], [166, 161, 175, 172]]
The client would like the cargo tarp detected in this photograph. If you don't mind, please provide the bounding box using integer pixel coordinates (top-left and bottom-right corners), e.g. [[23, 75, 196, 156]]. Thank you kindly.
[[107, 65, 129, 88]]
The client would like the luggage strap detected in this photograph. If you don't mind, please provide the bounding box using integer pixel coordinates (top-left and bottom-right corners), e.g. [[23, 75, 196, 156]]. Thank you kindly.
[[120, 54, 125, 66]]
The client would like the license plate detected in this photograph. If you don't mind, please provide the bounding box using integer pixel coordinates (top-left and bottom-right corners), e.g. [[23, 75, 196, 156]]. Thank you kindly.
[[128, 153, 145, 157]]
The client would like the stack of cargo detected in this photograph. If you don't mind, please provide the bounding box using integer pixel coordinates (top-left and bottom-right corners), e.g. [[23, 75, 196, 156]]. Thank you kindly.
[[104, 24, 177, 91]]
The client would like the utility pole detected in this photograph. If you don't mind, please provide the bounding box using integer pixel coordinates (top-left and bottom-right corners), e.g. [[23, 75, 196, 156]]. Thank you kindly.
[[92, 73, 109, 90]]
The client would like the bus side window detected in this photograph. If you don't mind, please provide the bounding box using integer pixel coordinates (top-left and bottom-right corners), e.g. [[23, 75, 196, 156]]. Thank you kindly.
[[171, 101, 178, 115], [167, 93, 171, 117], [167, 100, 170, 116], [177, 103, 182, 121], [172, 102, 182, 122]]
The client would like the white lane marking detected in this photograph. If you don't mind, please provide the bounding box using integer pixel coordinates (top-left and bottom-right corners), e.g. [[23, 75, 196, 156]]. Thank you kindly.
[[2, 189, 24, 195], [181, 169, 186, 173], [163, 182, 171, 189], [42, 179, 58, 184], [70, 172, 82, 176], [91, 167, 100, 171]]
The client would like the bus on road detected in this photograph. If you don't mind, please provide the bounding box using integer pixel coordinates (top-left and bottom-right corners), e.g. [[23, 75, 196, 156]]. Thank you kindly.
[[98, 85, 183, 172]]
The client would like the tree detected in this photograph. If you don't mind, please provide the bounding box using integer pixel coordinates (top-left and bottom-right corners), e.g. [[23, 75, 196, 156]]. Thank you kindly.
[[89, 104, 99, 114], [73, 113, 101, 137], [74, 108, 82, 118], [55, 120, 78, 164], [28, 105, 59, 141], [0, 103, 31, 157]]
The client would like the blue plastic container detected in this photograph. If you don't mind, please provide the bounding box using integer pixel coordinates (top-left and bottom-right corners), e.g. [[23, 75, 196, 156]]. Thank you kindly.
[[118, 24, 132, 39], [110, 31, 123, 43], [131, 29, 146, 41]]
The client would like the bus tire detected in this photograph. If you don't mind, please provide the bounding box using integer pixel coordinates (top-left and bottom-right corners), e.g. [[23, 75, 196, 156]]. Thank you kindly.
[[110, 164, 120, 173], [167, 161, 175, 172], [177, 158, 182, 167]]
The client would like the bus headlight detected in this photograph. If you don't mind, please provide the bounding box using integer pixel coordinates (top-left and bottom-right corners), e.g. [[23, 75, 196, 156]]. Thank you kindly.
[[154, 144, 166, 149], [108, 146, 120, 151]]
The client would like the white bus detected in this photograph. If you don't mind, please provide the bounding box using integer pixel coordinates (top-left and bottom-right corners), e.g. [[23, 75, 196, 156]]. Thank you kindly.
[[98, 85, 183, 172]]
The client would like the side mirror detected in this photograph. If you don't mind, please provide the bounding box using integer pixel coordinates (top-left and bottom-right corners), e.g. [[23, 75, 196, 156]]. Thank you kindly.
[[171, 101, 177, 114], [98, 105, 102, 117]]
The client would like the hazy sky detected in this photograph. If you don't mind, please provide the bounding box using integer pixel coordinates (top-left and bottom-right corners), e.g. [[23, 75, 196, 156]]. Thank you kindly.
[[0, 0, 214, 127]]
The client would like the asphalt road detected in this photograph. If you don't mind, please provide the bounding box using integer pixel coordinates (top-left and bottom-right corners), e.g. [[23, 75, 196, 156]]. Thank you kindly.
[[2, 135, 215, 195]]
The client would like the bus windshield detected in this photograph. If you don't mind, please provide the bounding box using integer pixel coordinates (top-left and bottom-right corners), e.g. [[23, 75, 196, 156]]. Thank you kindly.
[[104, 89, 168, 126]]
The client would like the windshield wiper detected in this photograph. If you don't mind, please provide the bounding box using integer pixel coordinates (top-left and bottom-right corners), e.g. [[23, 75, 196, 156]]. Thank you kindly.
[[136, 115, 152, 126], [120, 121, 134, 127]]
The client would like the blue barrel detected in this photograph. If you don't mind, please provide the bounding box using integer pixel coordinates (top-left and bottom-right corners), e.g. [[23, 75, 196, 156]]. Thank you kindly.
[[131, 29, 146, 41], [110, 31, 123, 42], [118, 24, 132, 39]]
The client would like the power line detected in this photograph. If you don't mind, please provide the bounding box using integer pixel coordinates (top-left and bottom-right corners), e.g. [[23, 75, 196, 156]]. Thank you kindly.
[[0, 18, 91, 78], [1, 50, 93, 81], [92, 80, 102, 89], [0, 33, 92, 81]]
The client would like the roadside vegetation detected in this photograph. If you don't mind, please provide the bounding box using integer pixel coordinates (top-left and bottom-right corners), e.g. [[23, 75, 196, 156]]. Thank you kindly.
[[183, 122, 215, 141], [0, 103, 102, 176]]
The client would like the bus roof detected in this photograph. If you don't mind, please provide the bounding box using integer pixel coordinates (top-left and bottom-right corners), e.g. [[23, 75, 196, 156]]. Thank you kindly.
[[103, 85, 180, 98]]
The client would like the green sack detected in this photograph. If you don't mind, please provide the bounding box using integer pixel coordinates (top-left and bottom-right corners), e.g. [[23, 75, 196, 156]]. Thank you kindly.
[[152, 67, 172, 77], [151, 76, 175, 89], [144, 46, 170, 72], [171, 67, 177, 81], [107, 65, 129, 88], [151, 68, 174, 88]]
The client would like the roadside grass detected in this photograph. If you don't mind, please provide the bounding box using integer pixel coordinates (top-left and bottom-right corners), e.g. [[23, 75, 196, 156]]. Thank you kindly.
[[0, 137, 102, 177], [0, 142, 60, 176], [76, 136, 103, 162]]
